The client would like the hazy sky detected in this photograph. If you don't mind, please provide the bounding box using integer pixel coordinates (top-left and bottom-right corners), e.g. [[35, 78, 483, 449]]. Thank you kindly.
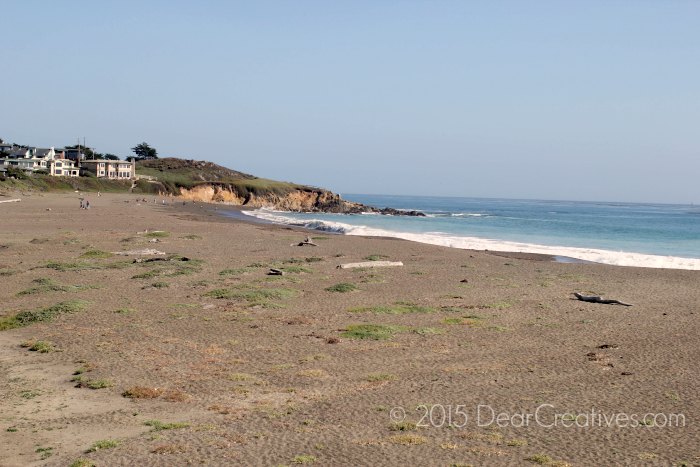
[[2, 1, 698, 203]]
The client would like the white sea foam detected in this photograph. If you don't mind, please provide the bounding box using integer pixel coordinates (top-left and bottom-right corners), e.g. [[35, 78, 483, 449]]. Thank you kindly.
[[242, 209, 700, 270]]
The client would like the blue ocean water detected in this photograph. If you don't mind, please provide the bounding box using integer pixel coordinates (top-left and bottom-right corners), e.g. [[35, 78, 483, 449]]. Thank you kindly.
[[240, 194, 700, 269]]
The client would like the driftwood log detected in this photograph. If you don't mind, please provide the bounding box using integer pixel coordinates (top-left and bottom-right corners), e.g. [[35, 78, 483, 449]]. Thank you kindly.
[[338, 261, 404, 269], [268, 268, 285, 276], [296, 236, 318, 247], [573, 292, 632, 307]]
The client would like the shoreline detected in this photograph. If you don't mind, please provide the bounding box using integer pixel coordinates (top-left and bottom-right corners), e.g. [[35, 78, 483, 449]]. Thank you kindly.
[[194, 200, 584, 265], [209, 203, 698, 270]]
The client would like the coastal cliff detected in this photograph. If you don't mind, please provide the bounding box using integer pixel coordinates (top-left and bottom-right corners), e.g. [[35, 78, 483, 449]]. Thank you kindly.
[[137, 158, 424, 216], [177, 183, 423, 215]]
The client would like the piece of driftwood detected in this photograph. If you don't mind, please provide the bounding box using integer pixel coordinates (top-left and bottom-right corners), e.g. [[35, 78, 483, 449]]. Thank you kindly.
[[573, 292, 632, 307], [338, 261, 404, 269], [0, 199, 21, 204], [113, 248, 166, 256], [296, 236, 318, 247], [268, 268, 285, 276]]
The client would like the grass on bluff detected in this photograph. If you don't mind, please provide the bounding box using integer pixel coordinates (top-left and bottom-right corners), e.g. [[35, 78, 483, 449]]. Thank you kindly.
[[349, 302, 435, 314], [0, 300, 89, 331], [341, 324, 406, 340], [17, 278, 97, 296], [136, 158, 307, 196], [0, 173, 132, 193]]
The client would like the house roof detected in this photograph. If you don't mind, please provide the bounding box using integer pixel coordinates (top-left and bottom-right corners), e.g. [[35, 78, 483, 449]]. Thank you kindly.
[[9, 148, 30, 157], [35, 148, 54, 158]]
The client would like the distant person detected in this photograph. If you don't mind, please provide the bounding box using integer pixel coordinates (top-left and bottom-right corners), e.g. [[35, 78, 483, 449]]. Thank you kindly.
[[79, 199, 84, 209], [85, 200, 90, 209]]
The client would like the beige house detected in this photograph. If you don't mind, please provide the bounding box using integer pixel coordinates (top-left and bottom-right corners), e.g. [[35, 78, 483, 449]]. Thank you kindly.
[[48, 158, 79, 177], [81, 159, 135, 180]]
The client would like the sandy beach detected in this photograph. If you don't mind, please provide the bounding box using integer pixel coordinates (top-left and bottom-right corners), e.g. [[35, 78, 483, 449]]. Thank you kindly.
[[0, 191, 698, 466]]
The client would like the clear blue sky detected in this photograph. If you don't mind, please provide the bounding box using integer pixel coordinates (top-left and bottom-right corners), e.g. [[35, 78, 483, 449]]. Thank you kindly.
[[2, 1, 698, 203]]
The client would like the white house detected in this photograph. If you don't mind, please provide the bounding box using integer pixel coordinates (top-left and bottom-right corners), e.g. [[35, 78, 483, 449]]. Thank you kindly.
[[80, 159, 135, 180]]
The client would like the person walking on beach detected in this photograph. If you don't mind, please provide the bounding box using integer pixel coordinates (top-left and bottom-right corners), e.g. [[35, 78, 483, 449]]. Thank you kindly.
[[85, 200, 90, 209], [79, 199, 84, 209]]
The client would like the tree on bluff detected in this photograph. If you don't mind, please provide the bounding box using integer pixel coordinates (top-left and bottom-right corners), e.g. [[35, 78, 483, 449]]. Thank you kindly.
[[131, 142, 158, 160]]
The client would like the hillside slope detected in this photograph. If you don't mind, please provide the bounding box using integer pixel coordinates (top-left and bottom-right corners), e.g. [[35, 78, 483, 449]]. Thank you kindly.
[[135, 158, 424, 215]]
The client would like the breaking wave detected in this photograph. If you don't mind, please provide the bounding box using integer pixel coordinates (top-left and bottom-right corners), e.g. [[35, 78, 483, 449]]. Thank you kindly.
[[241, 209, 700, 270]]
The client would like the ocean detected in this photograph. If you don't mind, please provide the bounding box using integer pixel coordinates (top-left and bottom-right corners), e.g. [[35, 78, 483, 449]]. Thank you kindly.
[[237, 194, 700, 270]]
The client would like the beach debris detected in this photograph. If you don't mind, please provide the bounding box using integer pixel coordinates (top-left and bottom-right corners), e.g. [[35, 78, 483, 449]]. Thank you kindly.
[[0, 198, 21, 204], [137, 229, 166, 235], [460, 279, 469, 283], [573, 292, 632, 306], [295, 236, 318, 247], [337, 261, 404, 269], [133, 256, 191, 263], [598, 344, 619, 349], [45, 208, 52, 211], [113, 248, 166, 256], [268, 268, 285, 276], [149, 238, 161, 243]]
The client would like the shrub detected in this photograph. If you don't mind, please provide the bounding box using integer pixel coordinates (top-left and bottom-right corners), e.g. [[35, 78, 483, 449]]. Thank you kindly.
[[0, 300, 88, 330], [122, 386, 163, 399], [144, 420, 190, 431], [86, 439, 119, 453], [325, 283, 357, 293], [341, 324, 404, 340], [349, 302, 434, 314]]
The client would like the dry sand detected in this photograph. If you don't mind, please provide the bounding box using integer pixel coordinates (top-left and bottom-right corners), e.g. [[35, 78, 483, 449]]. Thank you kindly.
[[0, 192, 698, 466]]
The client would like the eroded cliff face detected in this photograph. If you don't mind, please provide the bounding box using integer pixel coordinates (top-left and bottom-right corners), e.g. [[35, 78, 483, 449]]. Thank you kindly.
[[176, 184, 367, 213]]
